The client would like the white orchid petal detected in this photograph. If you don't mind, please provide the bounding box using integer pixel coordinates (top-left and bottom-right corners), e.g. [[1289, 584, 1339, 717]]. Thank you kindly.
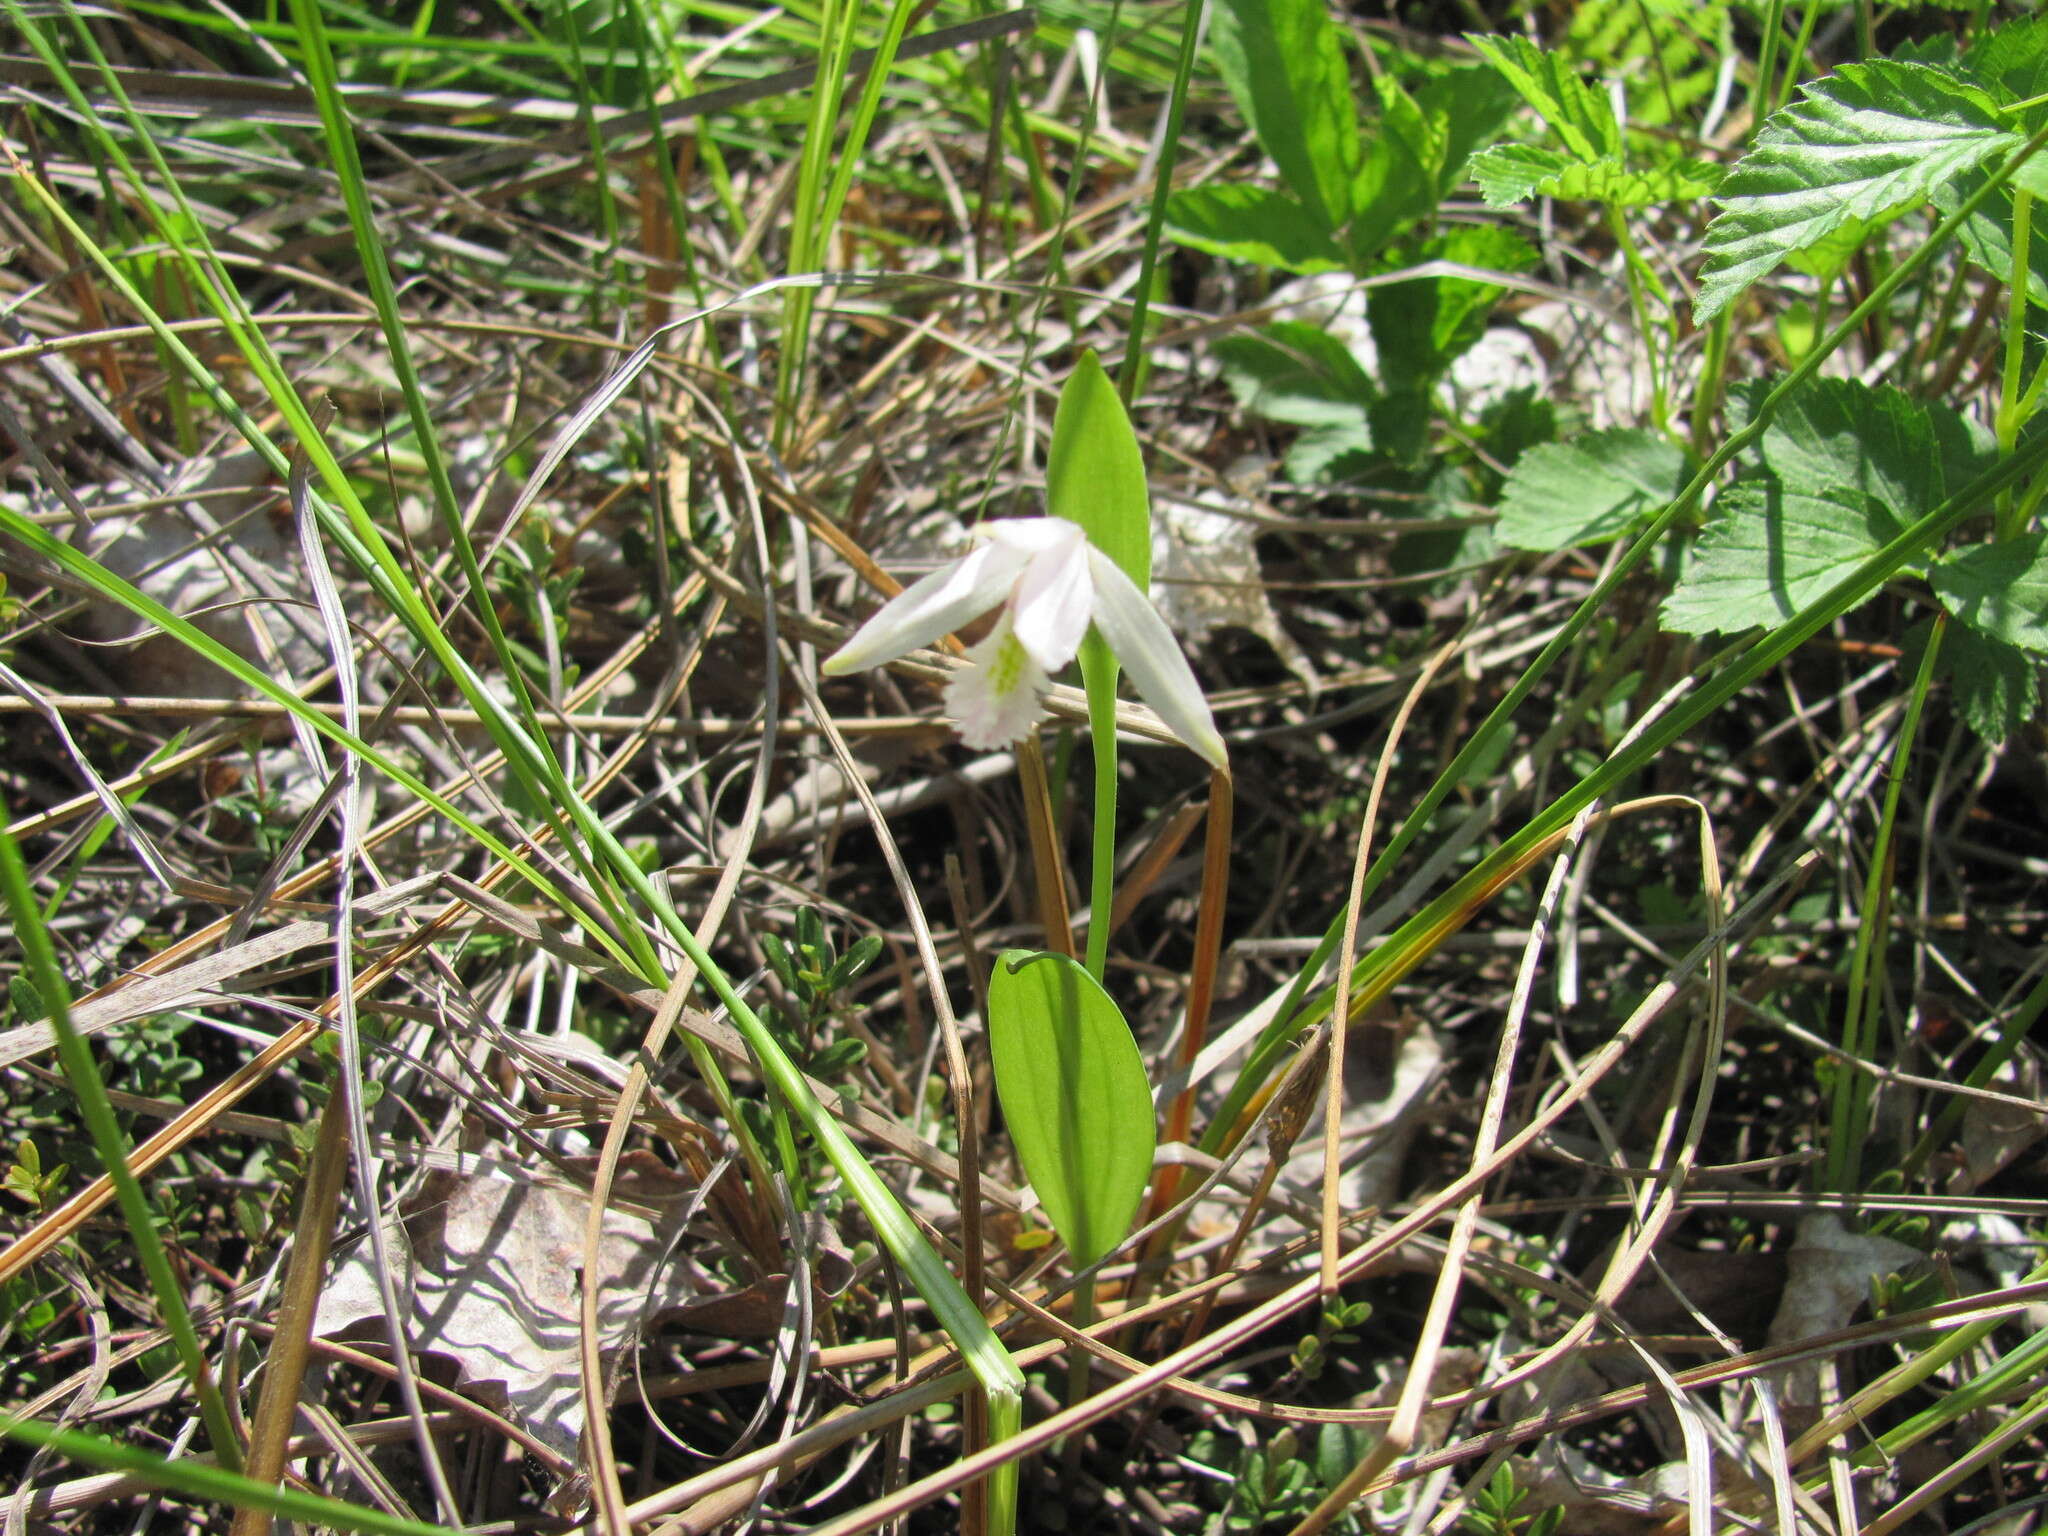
[[1085, 548, 1227, 767], [1008, 530, 1093, 671], [943, 617, 1051, 750], [823, 542, 1023, 674], [980, 516, 1086, 557]]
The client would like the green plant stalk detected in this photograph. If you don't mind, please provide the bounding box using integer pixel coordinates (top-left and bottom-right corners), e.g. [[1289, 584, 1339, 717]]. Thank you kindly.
[[0, 1413, 457, 1535], [1777, 0, 1824, 116], [1998, 189, 2035, 534], [7, 126, 778, 1217], [1825, 613, 1943, 1197], [1755, 0, 1788, 123], [1081, 636, 1121, 984], [773, 0, 860, 446], [1199, 114, 2048, 1155], [1114, 0, 1205, 406], [1899, 959, 2048, 1183], [1689, 310, 1732, 461], [546, 0, 626, 312], [1606, 203, 1673, 438], [0, 820, 243, 1473]]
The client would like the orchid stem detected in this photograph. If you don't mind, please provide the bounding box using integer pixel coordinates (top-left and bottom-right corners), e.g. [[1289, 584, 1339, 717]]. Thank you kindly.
[[1079, 637, 1120, 983]]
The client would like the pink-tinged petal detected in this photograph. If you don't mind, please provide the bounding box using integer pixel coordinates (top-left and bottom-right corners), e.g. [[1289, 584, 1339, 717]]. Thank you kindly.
[[1007, 530, 1093, 672], [942, 616, 1052, 750], [1085, 548, 1227, 767], [823, 542, 1024, 674]]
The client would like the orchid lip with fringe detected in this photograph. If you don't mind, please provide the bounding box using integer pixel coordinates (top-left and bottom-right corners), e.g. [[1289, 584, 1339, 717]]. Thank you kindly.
[[822, 517, 1227, 766]]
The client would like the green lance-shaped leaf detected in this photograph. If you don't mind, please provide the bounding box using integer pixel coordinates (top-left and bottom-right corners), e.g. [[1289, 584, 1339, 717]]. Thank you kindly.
[[987, 950, 1155, 1269], [1048, 350, 1150, 586], [1209, 0, 1362, 236]]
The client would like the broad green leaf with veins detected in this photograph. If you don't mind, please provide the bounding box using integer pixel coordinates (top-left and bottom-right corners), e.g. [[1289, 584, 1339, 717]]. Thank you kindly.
[[1695, 60, 2022, 322], [1661, 484, 1900, 634], [1496, 429, 1691, 551], [1166, 185, 1349, 275], [1209, 0, 1361, 235], [1931, 533, 2048, 653]]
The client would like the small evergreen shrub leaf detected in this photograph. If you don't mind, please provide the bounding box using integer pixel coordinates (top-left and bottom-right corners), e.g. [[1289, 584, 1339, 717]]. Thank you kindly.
[[986, 950, 1155, 1270], [1495, 429, 1690, 550], [1696, 61, 2020, 322], [1210, 0, 1361, 234], [1465, 34, 1623, 165], [1167, 186, 1351, 274], [1930, 531, 2048, 652], [1660, 483, 1895, 634]]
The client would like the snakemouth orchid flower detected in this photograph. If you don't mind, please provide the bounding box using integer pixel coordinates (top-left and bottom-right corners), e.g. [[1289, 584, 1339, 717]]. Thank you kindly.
[[824, 516, 1226, 766]]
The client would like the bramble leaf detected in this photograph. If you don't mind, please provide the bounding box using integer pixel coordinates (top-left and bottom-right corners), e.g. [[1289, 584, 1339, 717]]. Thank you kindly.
[[1695, 61, 2020, 322], [1468, 143, 1723, 207], [1495, 429, 1690, 550], [1465, 33, 1622, 165], [1930, 619, 2039, 742], [1930, 532, 2048, 653], [1660, 483, 1897, 634]]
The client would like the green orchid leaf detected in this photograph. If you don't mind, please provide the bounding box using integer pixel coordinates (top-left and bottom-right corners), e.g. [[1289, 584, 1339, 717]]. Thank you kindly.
[[1048, 350, 1150, 587], [987, 949, 1155, 1270], [1696, 60, 2020, 323]]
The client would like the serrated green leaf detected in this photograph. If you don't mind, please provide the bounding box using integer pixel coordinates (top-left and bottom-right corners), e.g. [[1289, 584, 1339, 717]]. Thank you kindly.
[[1696, 61, 2020, 323], [1930, 531, 2048, 653], [1421, 64, 1522, 190], [1216, 321, 1376, 427], [1465, 33, 1623, 165], [1048, 351, 1149, 586], [1934, 171, 2048, 307], [1755, 377, 1947, 518], [986, 950, 1154, 1270], [1960, 13, 2048, 124], [1468, 142, 1575, 206], [1166, 185, 1350, 274], [1210, 0, 1361, 233], [1931, 619, 2039, 742], [1660, 482, 1896, 633], [1468, 143, 1723, 207], [1495, 429, 1690, 550]]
